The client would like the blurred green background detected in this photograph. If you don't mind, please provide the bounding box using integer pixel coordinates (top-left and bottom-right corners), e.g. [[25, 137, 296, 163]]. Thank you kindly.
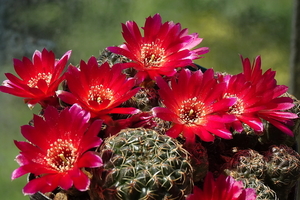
[[0, 0, 293, 199]]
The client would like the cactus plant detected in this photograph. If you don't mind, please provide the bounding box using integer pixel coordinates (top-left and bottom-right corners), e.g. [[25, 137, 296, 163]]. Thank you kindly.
[[265, 145, 300, 200], [224, 149, 267, 180], [90, 128, 193, 200], [237, 176, 278, 200], [222, 144, 300, 200]]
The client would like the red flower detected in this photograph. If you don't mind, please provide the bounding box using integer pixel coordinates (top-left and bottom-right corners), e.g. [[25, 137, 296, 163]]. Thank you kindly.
[[0, 49, 71, 108], [152, 69, 236, 142], [187, 172, 257, 200], [57, 57, 140, 123], [107, 13, 209, 81], [221, 56, 297, 135], [11, 104, 103, 195]]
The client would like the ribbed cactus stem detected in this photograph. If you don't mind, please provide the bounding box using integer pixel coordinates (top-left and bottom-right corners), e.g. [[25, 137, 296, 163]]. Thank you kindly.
[[265, 145, 300, 200], [90, 128, 193, 200], [225, 149, 266, 179]]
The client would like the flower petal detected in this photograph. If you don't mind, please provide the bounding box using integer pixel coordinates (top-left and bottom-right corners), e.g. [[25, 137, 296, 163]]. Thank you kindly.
[[77, 151, 103, 168], [73, 171, 90, 191]]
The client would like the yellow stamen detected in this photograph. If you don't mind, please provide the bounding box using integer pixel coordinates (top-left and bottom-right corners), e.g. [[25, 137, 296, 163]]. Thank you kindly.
[[149, 54, 156, 63], [189, 109, 194, 116], [59, 154, 68, 163]]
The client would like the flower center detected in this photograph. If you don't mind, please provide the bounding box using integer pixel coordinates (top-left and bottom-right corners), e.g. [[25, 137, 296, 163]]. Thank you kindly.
[[46, 139, 78, 172], [226, 95, 244, 115], [88, 85, 114, 103], [178, 97, 206, 126], [27, 72, 52, 88], [140, 42, 166, 68]]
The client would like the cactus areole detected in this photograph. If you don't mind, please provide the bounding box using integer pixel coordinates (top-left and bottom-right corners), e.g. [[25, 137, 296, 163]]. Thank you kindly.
[[90, 128, 193, 200]]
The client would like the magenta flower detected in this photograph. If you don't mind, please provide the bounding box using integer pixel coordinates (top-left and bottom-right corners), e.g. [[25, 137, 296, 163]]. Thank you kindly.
[[187, 172, 257, 200], [57, 57, 140, 123], [107, 13, 209, 81], [152, 69, 236, 142], [221, 56, 298, 135], [0, 49, 71, 108], [12, 104, 103, 195]]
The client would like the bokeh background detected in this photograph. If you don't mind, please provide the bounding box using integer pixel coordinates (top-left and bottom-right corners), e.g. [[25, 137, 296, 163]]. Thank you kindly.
[[0, 0, 293, 199]]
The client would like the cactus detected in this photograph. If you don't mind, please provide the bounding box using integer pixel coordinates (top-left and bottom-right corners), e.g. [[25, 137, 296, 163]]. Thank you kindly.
[[222, 145, 300, 200], [224, 149, 266, 180], [264, 145, 300, 200], [223, 149, 277, 199], [151, 117, 172, 135], [90, 128, 193, 200], [97, 48, 132, 66], [225, 170, 278, 200], [238, 176, 278, 200], [125, 87, 159, 112]]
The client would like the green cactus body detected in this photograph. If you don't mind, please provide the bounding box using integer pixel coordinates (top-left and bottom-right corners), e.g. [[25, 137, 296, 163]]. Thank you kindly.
[[225, 170, 278, 200], [223, 149, 277, 199], [97, 48, 131, 66], [90, 128, 193, 200], [240, 177, 278, 200], [265, 145, 300, 200], [152, 117, 172, 135], [225, 149, 266, 180], [129, 88, 159, 111]]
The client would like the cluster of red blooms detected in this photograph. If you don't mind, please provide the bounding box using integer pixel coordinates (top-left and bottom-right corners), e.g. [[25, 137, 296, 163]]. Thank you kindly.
[[1, 13, 297, 199]]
